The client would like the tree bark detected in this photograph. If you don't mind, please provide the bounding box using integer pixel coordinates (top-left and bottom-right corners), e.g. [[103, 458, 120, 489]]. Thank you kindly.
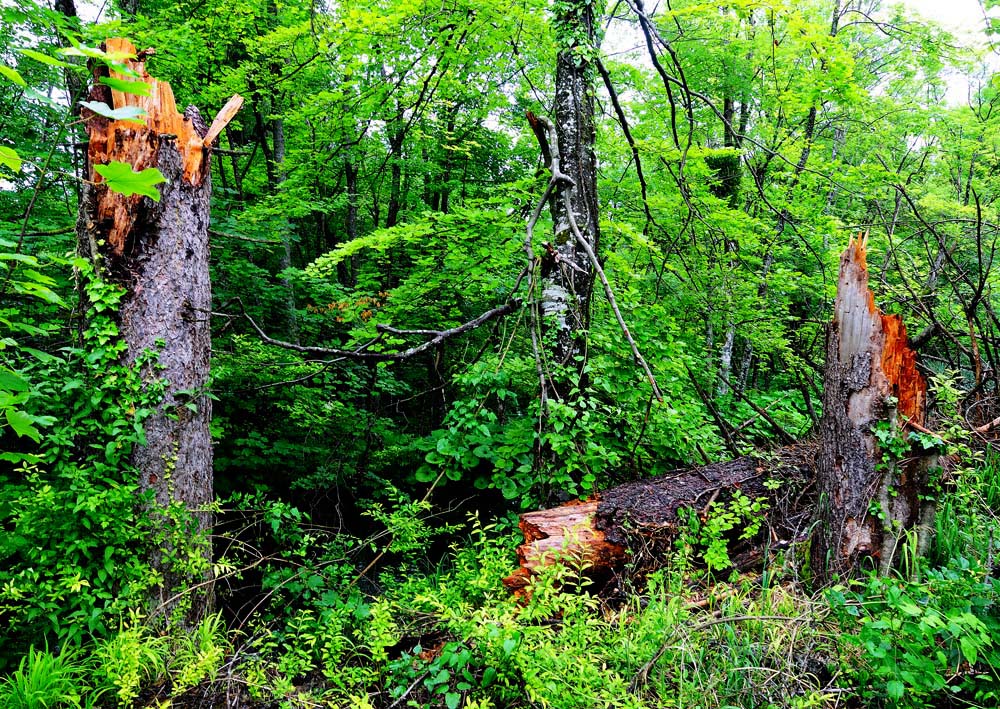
[[77, 38, 241, 625], [811, 234, 930, 582], [540, 0, 600, 369]]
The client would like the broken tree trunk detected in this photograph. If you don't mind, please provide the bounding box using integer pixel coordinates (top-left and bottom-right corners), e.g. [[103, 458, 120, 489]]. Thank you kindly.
[[503, 445, 816, 593], [504, 235, 933, 591], [812, 234, 931, 582], [77, 38, 242, 625]]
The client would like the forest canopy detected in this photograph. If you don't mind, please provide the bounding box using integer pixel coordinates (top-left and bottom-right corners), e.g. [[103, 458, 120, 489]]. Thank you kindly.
[[3, 0, 1000, 707]]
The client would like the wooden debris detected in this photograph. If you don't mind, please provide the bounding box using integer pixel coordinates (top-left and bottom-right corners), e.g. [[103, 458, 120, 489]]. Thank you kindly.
[[82, 38, 242, 257]]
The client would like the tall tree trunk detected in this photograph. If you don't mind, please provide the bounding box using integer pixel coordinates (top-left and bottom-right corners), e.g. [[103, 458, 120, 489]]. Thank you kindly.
[[812, 235, 931, 582], [541, 0, 600, 369], [386, 111, 405, 229], [270, 113, 299, 342], [344, 158, 359, 286], [77, 38, 241, 625]]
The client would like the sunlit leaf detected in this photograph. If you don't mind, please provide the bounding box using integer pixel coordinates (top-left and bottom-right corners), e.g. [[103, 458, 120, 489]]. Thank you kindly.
[[18, 47, 73, 68], [0, 65, 25, 87], [99, 76, 151, 96], [0, 146, 21, 173], [58, 44, 106, 60], [79, 100, 147, 124], [93, 161, 167, 201]]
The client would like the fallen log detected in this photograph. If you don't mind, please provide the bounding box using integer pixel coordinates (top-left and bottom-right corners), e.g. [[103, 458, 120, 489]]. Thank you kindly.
[[502, 445, 816, 592]]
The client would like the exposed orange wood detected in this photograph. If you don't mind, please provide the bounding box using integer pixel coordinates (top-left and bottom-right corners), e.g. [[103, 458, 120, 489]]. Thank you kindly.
[[880, 312, 925, 425], [203, 94, 245, 148], [502, 499, 626, 593], [84, 38, 242, 256], [837, 234, 926, 425]]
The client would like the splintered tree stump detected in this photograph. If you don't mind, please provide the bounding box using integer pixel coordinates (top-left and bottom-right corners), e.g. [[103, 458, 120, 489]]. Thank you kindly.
[[77, 38, 242, 624], [812, 234, 930, 581], [503, 446, 816, 592]]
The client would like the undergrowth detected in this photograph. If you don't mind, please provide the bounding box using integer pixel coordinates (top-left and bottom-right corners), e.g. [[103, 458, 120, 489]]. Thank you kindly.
[[2, 394, 999, 708]]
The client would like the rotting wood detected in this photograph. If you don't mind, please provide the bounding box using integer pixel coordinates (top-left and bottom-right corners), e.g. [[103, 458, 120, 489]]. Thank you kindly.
[[78, 38, 242, 625], [82, 38, 242, 258], [503, 445, 816, 593]]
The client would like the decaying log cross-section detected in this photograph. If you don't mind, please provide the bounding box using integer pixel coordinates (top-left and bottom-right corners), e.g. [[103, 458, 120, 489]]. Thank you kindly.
[[505, 234, 933, 592], [77, 38, 242, 624], [812, 234, 931, 582]]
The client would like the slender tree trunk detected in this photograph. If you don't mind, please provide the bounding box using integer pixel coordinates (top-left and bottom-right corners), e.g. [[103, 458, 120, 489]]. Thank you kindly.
[[541, 0, 600, 369], [224, 125, 245, 200], [270, 114, 299, 341], [77, 39, 241, 625], [386, 112, 404, 228], [344, 159, 359, 286]]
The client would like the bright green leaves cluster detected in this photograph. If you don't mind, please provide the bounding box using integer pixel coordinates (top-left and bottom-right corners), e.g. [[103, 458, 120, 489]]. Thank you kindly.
[[0, 265, 165, 658], [829, 562, 1000, 706]]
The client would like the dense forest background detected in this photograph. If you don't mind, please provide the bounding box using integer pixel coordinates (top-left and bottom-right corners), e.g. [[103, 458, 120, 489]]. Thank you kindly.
[[3, 0, 1000, 706]]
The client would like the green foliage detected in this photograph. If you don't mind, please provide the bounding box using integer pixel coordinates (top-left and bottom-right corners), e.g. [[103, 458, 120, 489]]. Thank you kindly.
[[0, 646, 86, 709], [829, 562, 1000, 707], [0, 263, 205, 662], [90, 615, 166, 706], [169, 613, 229, 693], [3, 0, 1000, 705], [679, 491, 767, 573], [0, 146, 22, 173]]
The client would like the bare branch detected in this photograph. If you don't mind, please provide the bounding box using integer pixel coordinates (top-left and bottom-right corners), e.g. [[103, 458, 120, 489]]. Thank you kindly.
[[236, 297, 520, 362]]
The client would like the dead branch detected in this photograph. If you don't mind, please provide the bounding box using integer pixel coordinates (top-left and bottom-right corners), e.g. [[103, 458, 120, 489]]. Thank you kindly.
[[236, 297, 520, 362]]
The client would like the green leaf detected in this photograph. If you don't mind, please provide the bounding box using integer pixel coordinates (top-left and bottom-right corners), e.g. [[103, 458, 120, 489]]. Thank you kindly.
[[99, 76, 151, 96], [0, 146, 21, 173], [445, 693, 461, 709], [960, 636, 979, 665], [93, 162, 167, 201], [5, 408, 40, 442], [18, 48, 73, 68], [886, 680, 905, 700], [0, 65, 25, 87], [58, 44, 107, 60], [0, 451, 40, 464], [0, 368, 30, 392], [79, 100, 147, 124]]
